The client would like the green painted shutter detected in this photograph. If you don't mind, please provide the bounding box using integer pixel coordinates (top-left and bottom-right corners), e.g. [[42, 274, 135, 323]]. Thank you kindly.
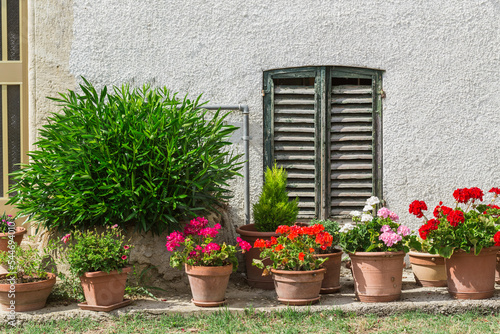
[[263, 68, 323, 219], [329, 69, 381, 217]]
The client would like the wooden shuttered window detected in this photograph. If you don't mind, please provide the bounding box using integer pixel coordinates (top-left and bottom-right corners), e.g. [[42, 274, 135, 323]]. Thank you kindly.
[[263, 67, 382, 221]]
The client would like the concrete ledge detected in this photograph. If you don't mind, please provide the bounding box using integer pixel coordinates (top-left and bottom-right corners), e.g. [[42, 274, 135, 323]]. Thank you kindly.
[[1, 270, 500, 326]]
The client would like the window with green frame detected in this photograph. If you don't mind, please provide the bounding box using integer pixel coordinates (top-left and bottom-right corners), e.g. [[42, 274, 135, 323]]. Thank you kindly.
[[263, 66, 383, 220]]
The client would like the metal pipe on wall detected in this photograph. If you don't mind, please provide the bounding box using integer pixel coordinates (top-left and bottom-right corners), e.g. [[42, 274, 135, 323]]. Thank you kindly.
[[201, 105, 250, 225]]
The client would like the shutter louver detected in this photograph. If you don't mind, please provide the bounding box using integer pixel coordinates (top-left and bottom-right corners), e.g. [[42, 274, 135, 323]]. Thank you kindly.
[[330, 80, 374, 216], [273, 82, 317, 219]]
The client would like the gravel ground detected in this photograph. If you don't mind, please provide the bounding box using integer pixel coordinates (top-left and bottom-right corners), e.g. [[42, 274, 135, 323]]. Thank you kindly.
[[1, 267, 500, 326]]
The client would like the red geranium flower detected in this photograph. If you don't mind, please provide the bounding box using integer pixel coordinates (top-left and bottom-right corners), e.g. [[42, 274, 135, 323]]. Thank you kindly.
[[298, 252, 305, 261], [409, 200, 428, 218], [447, 210, 465, 227], [494, 231, 500, 246], [489, 188, 500, 195]]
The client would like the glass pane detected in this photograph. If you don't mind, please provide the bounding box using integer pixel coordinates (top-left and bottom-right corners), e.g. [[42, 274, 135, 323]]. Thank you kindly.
[[0, 85, 3, 196], [7, 0, 20, 61], [7, 85, 20, 196]]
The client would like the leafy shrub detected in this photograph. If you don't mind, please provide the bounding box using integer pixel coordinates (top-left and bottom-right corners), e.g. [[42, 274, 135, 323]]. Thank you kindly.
[[60, 225, 132, 277], [8, 79, 242, 234], [252, 164, 299, 232]]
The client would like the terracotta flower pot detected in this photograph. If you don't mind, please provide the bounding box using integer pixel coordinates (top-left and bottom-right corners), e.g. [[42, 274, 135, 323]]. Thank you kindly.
[[408, 251, 447, 287], [315, 251, 342, 293], [445, 246, 499, 300], [185, 264, 233, 307], [349, 251, 405, 302], [495, 252, 500, 285], [271, 268, 326, 306], [79, 267, 131, 309], [236, 224, 279, 290], [0, 273, 56, 312], [0, 227, 27, 253]]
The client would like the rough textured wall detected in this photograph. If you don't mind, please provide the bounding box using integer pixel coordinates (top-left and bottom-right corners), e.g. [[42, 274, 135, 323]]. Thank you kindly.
[[33, 0, 500, 232]]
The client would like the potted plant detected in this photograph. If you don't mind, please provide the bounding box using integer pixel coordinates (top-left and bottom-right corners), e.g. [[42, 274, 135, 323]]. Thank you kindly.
[[0, 213, 26, 253], [166, 216, 252, 307], [339, 196, 418, 302], [59, 225, 133, 311], [409, 187, 500, 299], [407, 237, 447, 287], [310, 219, 342, 293], [0, 240, 56, 312], [252, 223, 333, 305], [236, 163, 299, 289]]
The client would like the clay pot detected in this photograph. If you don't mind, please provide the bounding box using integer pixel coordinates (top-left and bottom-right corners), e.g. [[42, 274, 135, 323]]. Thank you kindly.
[[408, 251, 447, 287], [445, 246, 499, 299], [0, 227, 27, 253], [315, 250, 342, 293], [496, 252, 500, 285], [235, 224, 279, 290], [80, 267, 131, 307], [0, 273, 56, 312], [185, 264, 232, 307], [349, 251, 405, 302], [271, 268, 326, 306]]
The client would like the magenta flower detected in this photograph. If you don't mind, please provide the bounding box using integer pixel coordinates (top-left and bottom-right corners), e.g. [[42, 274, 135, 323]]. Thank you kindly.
[[121, 255, 127, 260], [237, 237, 252, 252], [124, 245, 130, 250], [165, 231, 185, 251], [61, 233, 71, 244], [184, 217, 209, 236], [203, 242, 221, 254]]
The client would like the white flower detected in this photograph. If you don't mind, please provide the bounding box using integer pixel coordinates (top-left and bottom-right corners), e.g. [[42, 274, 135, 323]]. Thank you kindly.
[[349, 210, 361, 217], [361, 214, 373, 222], [366, 196, 380, 206], [339, 223, 355, 233], [363, 204, 373, 212]]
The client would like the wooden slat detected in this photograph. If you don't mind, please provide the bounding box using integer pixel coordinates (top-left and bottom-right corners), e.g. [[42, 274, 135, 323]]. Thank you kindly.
[[297, 202, 316, 208], [275, 154, 315, 161], [274, 97, 315, 105], [275, 108, 315, 115], [331, 200, 366, 207], [286, 182, 315, 188], [331, 95, 372, 104], [331, 106, 372, 114], [275, 86, 315, 95], [279, 164, 315, 171], [331, 125, 372, 133], [331, 116, 372, 123], [288, 173, 315, 179], [274, 135, 315, 142], [331, 144, 372, 151], [331, 163, 372, 170], [332, 190, 372, 197], [332, 85, 372, 94], [331, 173, 372, 180], [331, 134, 372, 142], [275, 126, 314, 133], [289, 191, 316, 197], [275, 116, 314, 124], [332, 153, 372, 160], [331, 182, 372, 189], [274, 144, 314, 151]]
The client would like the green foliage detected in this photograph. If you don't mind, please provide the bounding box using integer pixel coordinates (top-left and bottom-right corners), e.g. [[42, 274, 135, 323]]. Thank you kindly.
[[49, 272, 85, 303], [8, 78, 242, 234], [0, 238, 56, 282], [59, 225, 132, 277], [310, 219, 340, 253], [253, 164, 299, 232]]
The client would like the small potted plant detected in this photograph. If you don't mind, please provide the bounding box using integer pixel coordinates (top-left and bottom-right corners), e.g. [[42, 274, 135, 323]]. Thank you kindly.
[[409, 187, 500, 300], [0, 240, 56, 312], [0, 213, 26, 253], [252, 224, 333, 305], [310, 219, 341, 293], [339, 196, 418, 302], [166, 216, 252, 307], [59, 225, 132, 311], [236, 163, 299, 289]]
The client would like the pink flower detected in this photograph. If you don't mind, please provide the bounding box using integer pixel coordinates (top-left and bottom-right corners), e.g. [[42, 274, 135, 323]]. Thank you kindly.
[[389, 211, 399, 222], [397, 225, 411, 237], [380, 225, 392, 233], [203, 242, 221, 254], [184, 217, 209, 236], [121, 255, 127, 260], [377, 207, 391, 219], [61, 233, 71, 244], [237, 237, 252, 252], [165, 231, 185, 251], [124, 245, 130, 250], [379, 231, 402, 247], [112, 224, 118, 229]]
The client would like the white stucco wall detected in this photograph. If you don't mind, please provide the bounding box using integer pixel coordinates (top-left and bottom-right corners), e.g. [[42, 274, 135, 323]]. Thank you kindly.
[[32, 0, 500, 230]]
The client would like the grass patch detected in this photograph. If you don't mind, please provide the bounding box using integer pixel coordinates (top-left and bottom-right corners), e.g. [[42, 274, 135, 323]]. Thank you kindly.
[[2, 309, 500, 333]]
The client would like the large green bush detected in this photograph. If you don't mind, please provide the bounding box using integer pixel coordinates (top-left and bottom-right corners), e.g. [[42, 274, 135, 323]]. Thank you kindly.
[[252, 164, 299, 232], [8, 79, 242, 234]]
